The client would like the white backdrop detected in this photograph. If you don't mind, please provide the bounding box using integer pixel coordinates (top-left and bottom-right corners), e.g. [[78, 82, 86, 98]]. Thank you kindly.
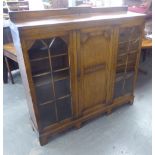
[[69, 0, 123, 7], [28, 0, 44, 10]]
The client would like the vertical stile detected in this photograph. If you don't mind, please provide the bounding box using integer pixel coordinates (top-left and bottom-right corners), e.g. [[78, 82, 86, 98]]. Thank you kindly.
[[67, 34, 73, 118], [121, 30, 131, 94], [41, 38, 59, 122]]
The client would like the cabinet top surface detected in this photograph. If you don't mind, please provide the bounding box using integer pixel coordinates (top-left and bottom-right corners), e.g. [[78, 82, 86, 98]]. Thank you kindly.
[[9, 7, 145, 29]]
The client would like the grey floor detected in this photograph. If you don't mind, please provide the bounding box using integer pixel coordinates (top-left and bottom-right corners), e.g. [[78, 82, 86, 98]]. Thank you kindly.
[[4, 54, 152, 155]]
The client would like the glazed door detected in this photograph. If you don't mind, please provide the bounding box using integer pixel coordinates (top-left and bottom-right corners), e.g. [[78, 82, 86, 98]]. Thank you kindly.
[[77, 27, 113, 116], [27, 34, 75, 129], [113, 25, 143, 99]]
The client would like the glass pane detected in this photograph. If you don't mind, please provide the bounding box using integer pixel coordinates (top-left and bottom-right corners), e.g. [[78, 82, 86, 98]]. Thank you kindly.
[[117, 55, 127, 65], [113, 79, 124, 98], [29, 40, 48, 60], [115, 72, 125, 82], [119, 26, 140, 43], [50, 37, 68, 55], [130, 26, 141, 39], [52, 56, 69, 71], [33, 73, 51, 86], [39, 103, 57, 128], [118, 42, 129, 55], [126, 53, 137, 71], [55, 78, 70, 98], [35, 82, 54, 104], [123, 75, 134, 95], [30, 59, 50, 75], [119, 28, 131, 42], [43, 38, 53, 46], [116, 55, 127, 72], [53, 70, 69, 82], [56, 97, 72, 121], [129, 39, 140, 51]]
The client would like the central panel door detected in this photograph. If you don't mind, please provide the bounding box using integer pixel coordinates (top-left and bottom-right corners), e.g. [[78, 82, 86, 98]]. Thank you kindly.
[[77, 27, 113, 116]]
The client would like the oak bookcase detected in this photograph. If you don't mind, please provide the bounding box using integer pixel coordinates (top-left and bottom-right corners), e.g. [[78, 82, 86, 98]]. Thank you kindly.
[[9, 6, 145, 145]]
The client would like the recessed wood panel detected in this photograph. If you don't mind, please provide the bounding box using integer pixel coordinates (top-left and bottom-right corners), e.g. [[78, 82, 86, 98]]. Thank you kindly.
[[83, 70, 106, 109], [82, 34, 108, 68], [78, 29, 111, 114]]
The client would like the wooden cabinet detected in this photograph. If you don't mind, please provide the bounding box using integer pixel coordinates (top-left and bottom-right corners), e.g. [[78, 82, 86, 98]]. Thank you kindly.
[[9, 7, 145, 145]]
